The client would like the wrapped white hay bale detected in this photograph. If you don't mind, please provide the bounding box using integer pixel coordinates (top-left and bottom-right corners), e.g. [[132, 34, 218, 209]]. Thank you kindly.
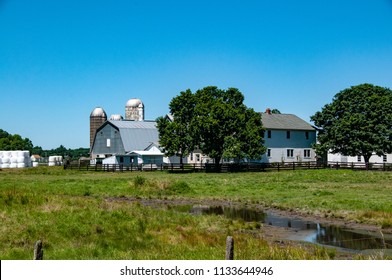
[[10, 163, 18, 168], [0, 158, 2, 164], [4, 151, 11, 157], [32, 162, 39, 167], [17, 163, 26, 168], [17, 156, 25, 163], [2, 163, 10, 168], [10, 157, 17, 164], [2, 157, 10, 164], [11, 151, 18, 158]]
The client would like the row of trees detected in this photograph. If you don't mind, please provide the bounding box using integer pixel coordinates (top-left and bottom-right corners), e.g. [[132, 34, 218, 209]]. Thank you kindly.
[[0, 129, 89, 159], [0, 129, 33, 151], [158, 84, 392, 165]]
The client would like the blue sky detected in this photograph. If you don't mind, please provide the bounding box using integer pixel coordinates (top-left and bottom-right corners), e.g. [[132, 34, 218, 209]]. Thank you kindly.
[[1, 0, 392, 149]]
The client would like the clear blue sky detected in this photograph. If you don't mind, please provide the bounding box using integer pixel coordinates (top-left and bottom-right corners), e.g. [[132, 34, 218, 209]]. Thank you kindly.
[[1, 0, 392, 149]]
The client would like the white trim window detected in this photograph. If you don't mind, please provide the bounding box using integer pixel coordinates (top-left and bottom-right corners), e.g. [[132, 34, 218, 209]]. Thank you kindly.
[[106, 139, 111, 147], [304, 149, 311, 158], [287, 149, 294, 158]]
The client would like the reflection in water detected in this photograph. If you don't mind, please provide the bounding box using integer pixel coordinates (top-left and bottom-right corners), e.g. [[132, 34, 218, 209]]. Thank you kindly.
[[190, 205, 392, 251]]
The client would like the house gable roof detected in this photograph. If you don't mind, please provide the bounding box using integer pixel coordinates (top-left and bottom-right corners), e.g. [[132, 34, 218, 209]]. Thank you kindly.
[[261, 113, 315, 131]]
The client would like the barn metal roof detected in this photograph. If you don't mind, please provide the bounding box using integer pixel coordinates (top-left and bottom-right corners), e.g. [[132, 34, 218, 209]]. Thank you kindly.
[[261, 113, 315, 131], [109, 120, 159, 152]]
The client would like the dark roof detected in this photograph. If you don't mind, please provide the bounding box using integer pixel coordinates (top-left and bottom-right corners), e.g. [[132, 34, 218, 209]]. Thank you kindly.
[[109, 120, 159, 152], [261, 113, 315, 131]]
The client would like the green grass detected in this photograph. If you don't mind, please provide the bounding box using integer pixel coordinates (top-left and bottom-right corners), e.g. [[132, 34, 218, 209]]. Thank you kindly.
[[1, 166, 392, 259]]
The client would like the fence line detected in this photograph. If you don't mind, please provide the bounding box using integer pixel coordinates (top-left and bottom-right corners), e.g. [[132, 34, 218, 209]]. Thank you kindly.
[[64, 161, 392, 173]]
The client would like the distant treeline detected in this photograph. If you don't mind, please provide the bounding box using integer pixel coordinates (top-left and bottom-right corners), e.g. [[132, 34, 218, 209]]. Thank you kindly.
[[0, 129, 89, 160]]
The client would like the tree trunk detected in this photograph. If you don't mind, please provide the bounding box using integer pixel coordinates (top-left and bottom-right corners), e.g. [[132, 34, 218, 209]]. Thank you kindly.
[[214, 157, 221, 172], [363, 154, 371, 164]]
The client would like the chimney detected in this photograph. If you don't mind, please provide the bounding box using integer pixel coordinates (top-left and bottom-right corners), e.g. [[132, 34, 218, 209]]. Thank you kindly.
[[265, 108, 272, 115]]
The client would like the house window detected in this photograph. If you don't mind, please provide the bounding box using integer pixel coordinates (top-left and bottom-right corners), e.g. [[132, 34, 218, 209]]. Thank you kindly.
[[287, 149, 294, 158], [267, 130, 271, 138], [119, 156, 124, 163], [286, 131, 291, 139], [106, 139, 111, 147], [305, 131, 309, 140], [383, 155, 387, 162], [267, 149, 271, 157], [196, 154, 200, 162], [190, 152, 193, 161], [357, 156, 361, 162], [304, 149, 311, 158]]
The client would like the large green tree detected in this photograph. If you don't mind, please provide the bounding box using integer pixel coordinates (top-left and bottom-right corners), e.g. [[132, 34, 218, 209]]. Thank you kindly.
[[311, 83, 392, 163], [157, 86, 265, 167], [156, 89, 196, 164]]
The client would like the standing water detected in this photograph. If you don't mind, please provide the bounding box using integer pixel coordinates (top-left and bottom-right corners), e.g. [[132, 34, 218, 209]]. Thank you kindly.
[[188, 205, 392, 252]]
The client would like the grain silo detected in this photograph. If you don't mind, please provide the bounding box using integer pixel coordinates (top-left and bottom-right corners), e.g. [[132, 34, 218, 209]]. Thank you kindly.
[[125, 98, 144, 121], [109, 114, 123, 121], [90, 107, 107, 150]]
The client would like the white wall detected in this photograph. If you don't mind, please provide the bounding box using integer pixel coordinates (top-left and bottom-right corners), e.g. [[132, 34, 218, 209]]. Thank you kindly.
[[261, 147, 316, 163]]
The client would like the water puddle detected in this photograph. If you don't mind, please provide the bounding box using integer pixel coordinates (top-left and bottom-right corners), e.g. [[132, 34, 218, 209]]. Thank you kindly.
[[186, 205, 392, 252]]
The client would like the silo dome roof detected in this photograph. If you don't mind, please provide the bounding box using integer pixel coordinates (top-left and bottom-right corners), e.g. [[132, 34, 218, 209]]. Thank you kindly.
[[110, 114, 123, 120], [90, 107, 107, 117], [126, 98, 143, 108]]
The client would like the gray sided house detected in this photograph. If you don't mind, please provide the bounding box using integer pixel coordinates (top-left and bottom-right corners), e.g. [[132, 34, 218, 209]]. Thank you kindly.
[[91, 120, 159, 161], [260, 111, 316, 163]]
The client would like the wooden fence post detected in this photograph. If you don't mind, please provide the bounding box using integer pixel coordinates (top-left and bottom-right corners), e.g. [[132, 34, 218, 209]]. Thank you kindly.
[[225, 236, 234, 260], [34, 240, 43, 260]]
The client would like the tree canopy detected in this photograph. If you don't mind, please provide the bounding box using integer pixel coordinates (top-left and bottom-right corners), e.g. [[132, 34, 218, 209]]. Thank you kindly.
[[0, 129, 33, 151], [157, 86, 266, 167], [310, 83, 392, 163]]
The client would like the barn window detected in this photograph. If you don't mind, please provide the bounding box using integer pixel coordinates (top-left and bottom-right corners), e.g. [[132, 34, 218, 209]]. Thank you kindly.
[[305, 131, 309, 140], [286, 131, 291, 139], [267, 149, 271, 157], [106, 139, 111, 147], [287, 149, 294, 158], [267, 130, 271, 138], [304, 149, 311, 158], [383, 155, 387, 162]]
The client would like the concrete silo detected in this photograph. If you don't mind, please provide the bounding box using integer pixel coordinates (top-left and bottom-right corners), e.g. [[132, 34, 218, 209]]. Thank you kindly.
[[90, 107, 107, 150], [125, 98, 144, 121]]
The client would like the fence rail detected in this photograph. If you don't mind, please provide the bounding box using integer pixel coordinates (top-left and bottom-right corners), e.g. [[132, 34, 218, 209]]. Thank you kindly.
[[64, 161, 392, 173]]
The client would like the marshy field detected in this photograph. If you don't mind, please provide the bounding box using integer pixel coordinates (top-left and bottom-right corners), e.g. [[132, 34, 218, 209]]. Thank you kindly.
[[1, 167, 392, 260]]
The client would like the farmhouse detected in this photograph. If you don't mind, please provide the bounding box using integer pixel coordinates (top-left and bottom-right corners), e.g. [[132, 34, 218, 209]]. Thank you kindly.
[[259, 109, 317, 163], [90, 99, 317, 164]]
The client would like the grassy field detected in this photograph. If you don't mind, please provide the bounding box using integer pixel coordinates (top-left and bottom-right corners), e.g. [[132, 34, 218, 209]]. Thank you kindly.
[[1, 167, 392, 260]]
